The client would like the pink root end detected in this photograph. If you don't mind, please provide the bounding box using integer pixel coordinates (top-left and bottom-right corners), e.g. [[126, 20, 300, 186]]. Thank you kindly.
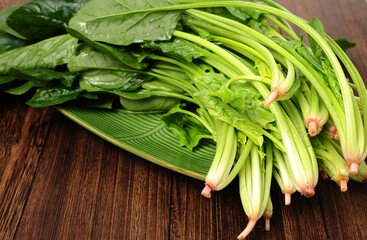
[[349, 162, 359, 175], [340, 180, 348, 192], [265, 218, 271, 231], [237, 219, 257, 240], [201, 185, 212, 198], [285, 193, 291, 206], [331, 127, 339, 140], [308, 120, 318, 136], [301, 184, 315, 198], [263, 90, 279, 109]]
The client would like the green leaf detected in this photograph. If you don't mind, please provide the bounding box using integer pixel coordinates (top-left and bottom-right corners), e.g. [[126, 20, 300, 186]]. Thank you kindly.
[[196, 72, 227, 92], [68, 46, 134, 72], [80, 69, 153, 91], [0, 4, 27, 39], [208, 80, 275, 128], [0, 75, 15, 85], [68, 0, 182, 45], [161, 104, 211, 150], [0, 34, 78, 74], [321, 61, 343, 106], [9, 68, 78, 87], [6, 0, 89, 41], [26, 87, 84, 107], [2, 81, 40, 95], [78, 95, 116, 109], [142, 80, 184, 93], [308, 18, 325, 57], [194, 91, 264, 146], [334, 38, 356, 52], [116, 90, 155, 100], [246, 103, 275, 127], [0, 31, 30, 54], [209, 81, 259, 113], [226, 6, 263, 22], [65, 26, 148, 69], [142, 38, 204, 63], [120, 95, 180, 112]]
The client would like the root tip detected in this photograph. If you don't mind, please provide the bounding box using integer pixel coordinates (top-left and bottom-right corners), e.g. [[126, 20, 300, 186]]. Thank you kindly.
[[201, 185, 212, 198], [307, 120, 318, 136], [263, 90, 279, 109], [265, 218, 271, 231], [237, 219, 257, 240], [349, 162, 359, 175], [301, 184, 315, 198], [285, 193, 291, 206], [340, 180, 348, 192]]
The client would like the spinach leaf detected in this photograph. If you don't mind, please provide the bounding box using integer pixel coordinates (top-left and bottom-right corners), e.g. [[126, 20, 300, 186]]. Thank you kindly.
[[161, 104, 211, 151], [9, 68, 77, 86], [120, 96, 180, 112], [209, 81, 260, 113], [0, 4, 27, 39], [334, 38, 356, 52], [308, 18, 325, 57], [195, 90, 264, 146], [143, 38, 204, 63], [117, 90, 155, 100], [190, 73, 265, 145], [6, 0, 89, 41], [78, 96, 116, 109], [0, 75, 15, 85], [69, 0, 182, 45], [26, 87, 84, 107], [68, 46, 133, 72], [80, 70, 153, 92], [208, 79, 275, 127], [65, 26, 148, 69], [142, 80, 184, 93], [226, 6, 263, 22], [0, 34, 78, 74], [195, 72, 227, 93], [2, 81, 42, 95], [0, 31, 30, 54]]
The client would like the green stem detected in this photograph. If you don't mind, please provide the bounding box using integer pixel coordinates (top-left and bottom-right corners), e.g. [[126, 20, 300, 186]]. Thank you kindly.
[[225, 76, 271, 86], [259, 141, 273, 215], [265, 14, 298, 40], [147, 90, 198, 104], [216, 140, 253, 190]]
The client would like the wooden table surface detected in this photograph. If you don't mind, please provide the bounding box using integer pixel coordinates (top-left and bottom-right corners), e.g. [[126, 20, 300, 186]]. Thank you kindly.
[[1, 0, 367, 239]]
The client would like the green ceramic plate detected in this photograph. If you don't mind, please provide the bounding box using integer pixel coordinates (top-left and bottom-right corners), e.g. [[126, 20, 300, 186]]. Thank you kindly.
[[57, 105, 215, 180]]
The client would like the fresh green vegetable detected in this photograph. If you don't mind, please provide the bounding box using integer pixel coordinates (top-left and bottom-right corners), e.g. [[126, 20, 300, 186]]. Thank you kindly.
[[312, 135, 349, 192], [6, 0, 90, 41], [238, 141, 272, 239], [273, 146, 296, 205], [0, 0, 366, 238]]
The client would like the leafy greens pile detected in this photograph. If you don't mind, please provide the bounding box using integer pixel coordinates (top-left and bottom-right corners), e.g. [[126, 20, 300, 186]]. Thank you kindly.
[[1, 0, 366, 238]]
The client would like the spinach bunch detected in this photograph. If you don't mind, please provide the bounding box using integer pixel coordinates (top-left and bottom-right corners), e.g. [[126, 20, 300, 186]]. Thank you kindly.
[[1, 0, 366, 238]]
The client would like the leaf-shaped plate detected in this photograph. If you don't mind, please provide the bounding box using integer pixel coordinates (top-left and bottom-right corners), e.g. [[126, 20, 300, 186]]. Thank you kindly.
[[57, 105, 215, 180]]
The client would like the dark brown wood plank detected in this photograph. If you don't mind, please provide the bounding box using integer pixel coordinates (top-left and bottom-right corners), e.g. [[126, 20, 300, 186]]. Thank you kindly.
[[0, 0, 366, 240], [0, 94, 54, 240], [13, 113, 172, 239], [318, 181, 367, 239]]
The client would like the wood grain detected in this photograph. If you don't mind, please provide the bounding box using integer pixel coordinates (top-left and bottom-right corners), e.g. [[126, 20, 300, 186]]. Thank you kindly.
[[0, 0, 366, 240]]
